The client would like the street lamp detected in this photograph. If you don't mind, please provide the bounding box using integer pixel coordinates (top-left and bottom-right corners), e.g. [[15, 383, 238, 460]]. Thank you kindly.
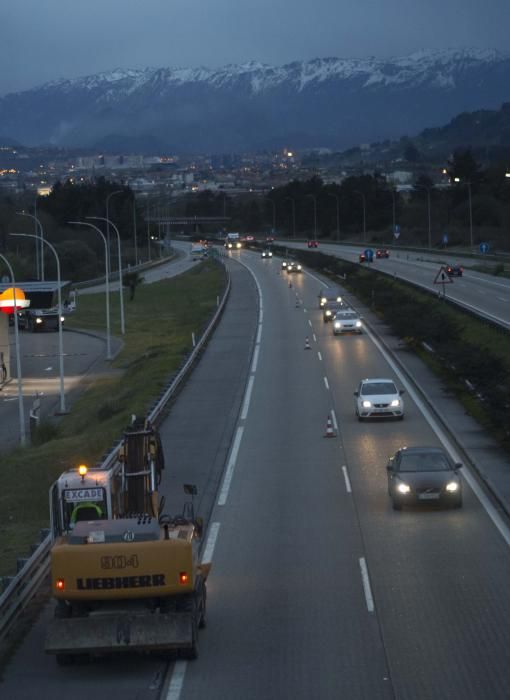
[[354, 191, 367, 243], [69, 221, 112, 360], [264, 197, 276, 234], [414, 184, 433, 249], [10, 233, 66, 413], [453, 178, 473, 251], [132, 195, 139, 266], [327, 192, 340, 241], [106, 190, 123, 273], [17, 210, 45, 280], [284, 196, 296, 238], [305, 193, 318, 240], [0, 255, 26, 445], [87, 216, 125, 335]]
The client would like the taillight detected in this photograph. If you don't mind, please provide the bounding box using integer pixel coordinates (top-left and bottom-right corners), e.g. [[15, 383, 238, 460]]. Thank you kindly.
[[56, 578, 65, 591], [179, 572, 189, 585]]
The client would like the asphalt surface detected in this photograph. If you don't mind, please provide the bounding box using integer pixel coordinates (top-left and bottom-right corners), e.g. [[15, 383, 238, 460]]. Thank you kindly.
[[3, 248, 510, 699]]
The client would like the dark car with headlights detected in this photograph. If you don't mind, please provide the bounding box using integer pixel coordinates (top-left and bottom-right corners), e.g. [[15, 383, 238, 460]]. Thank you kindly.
[[307, 240, 319, 248], [322, 300, 344, 322], [386, 446, 462, 511], [318, 288, 342, 309], [286, 261, 302, 273]]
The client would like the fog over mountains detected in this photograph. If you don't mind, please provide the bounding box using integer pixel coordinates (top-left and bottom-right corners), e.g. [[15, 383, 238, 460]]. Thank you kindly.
[[1, 48, 509, 153]]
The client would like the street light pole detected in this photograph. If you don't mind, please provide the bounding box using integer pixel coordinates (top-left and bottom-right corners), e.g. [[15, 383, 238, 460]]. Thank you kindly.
[[284, 196, 296, 238], [328, 192, 340, 241], [133, 196, 139, 266], [354, 191, 367, 243], [17, 211, 45, 280], [106, 190, 122, 274], [305, 194, 318, 240], [0, 254, 26, 445], [69, 221, 112, 360], [87, 216, 125, 335], [10, 233, 66, 413]]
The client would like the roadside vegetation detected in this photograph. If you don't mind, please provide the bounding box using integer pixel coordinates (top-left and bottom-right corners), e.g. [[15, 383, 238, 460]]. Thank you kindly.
[[0, 259, 226, 577], [288, 247, 510, 449]]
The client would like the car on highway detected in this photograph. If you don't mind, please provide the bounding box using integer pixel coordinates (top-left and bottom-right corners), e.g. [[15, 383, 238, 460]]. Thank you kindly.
[[318, 288, 342, 308], [281, 260, 288, 269], [446, 263, 463, 277], [261, 249, 273, 258], [333, 309, 362, 334], [323, 300, 344, 322], [286, 261, 302, 273], [376, 249, 390, 258], [307, 240, 319, 248], [386, 446, 463, 510], [359, 251, 374, 263], [19, 308, 64, 332], [354, 378, 405, 420]]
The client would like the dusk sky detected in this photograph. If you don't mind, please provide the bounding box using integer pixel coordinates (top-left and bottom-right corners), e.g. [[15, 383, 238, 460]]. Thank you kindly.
[[2, 0, 510, 96]]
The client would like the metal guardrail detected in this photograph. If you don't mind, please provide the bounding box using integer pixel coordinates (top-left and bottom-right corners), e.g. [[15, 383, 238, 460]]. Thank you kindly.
[[0, 257, 231, 643]]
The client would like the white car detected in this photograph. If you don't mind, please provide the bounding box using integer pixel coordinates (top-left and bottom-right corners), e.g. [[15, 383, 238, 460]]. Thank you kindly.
[[333, 309, 362, 334], [261, 250, 273, 258], [354, 378, 405, 421]]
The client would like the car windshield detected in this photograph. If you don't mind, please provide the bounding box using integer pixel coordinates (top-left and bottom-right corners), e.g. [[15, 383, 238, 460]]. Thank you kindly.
[[336, 312, 357, 319], [398, 452, 450, 472], [361, 382, 397, 395]]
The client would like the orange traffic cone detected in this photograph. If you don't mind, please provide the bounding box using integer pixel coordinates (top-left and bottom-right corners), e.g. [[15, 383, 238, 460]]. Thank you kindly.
[[324, 414, 336, 438], [304, 336, 311, 350]]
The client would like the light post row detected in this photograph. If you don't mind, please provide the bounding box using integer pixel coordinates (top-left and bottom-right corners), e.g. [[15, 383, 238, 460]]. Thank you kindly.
[[0, 253, 26, 445], [16, 211, 45, 280], [10, 233, 66, 415], [69, 221, 112, 360]]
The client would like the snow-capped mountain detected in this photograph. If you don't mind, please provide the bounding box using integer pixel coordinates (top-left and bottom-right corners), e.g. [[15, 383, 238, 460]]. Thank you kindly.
[[1, 48, 509, 153]]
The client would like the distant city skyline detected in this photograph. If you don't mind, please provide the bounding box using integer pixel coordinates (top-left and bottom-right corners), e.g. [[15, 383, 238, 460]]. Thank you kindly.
[[3, 0, 510, 96]]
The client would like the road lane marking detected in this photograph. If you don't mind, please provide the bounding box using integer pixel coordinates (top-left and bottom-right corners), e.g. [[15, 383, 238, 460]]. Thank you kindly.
[[313, 334, 317, 342], [165, 661, 187, 700], [308, 319, 312, 327], [218, 426, 244, 506], [342, 466, 352, 493], [256, 323, 262, 344], [324, 376, 330, 390], [330, 409, 338, 431], [240, 376, 255, 420], [317, 351, 322, 361], [250, 344, 260, 373], [359, 557, 375, 612], [201, 522, 220, 564]]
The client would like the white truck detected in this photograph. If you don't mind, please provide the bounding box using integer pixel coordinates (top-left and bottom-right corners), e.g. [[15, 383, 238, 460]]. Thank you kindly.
[[224, 233, 242, 250]]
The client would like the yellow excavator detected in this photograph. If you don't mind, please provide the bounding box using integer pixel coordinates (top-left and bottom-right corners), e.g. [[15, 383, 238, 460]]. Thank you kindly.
[[45, 417, 209, 664]]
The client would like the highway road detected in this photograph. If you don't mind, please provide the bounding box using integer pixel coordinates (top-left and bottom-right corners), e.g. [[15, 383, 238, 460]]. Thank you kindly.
[[283, 241, 510, 329], [3, 249, 510, 699]]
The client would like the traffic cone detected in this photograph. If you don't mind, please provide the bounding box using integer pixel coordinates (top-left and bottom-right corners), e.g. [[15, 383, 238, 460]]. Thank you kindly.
[[304, 336, 311, 350], [324, 414, 336, 438]]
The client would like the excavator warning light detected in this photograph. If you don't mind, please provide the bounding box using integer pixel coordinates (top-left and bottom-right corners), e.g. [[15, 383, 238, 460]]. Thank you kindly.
[[179, 572, 189, 585], [78, 464, 88, 478], [56, 578, 65, 591]]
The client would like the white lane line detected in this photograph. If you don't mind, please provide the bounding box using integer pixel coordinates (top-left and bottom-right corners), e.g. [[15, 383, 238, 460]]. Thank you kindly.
[[365, 324, 510, 548], [218, 426, 244, 506], [201, 522, 220, 564], [342, 466, 352, 493], [240, 375, 255, 420], [165, 661, 187, 700], [359, 557, 375, 613], [256, 323, 262, 344], [324, 376, 330, 390], [308, 319, 313, 328], [317, 351, 322, 361], [497, 296, 508, 302], [330, 409, 338, 431], [303, 308, 307, 313], [250, 344, 260, 374], [259, 309, 264, 323], [313, 334, 317, 342]]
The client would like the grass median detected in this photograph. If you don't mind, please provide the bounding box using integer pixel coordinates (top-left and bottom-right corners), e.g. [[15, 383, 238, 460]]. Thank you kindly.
[[0, 259, 226, 577]]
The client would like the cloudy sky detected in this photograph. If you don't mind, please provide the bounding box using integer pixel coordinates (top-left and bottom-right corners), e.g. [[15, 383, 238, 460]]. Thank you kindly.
[[2, 0, 509, 95]]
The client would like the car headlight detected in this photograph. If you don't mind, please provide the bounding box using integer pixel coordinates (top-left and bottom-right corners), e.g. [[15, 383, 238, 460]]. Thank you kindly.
[[355, 320, 362, 328], [446, 482, 459, 492], [362, 400, 371, 408], [397, 483, 411, 494], [336, 297, 342, 302], [36, 317, 43, 324], [326, 310, 332, 316], [334, 322, 341, 329], [60, 316, 65, 323], [321, 297, 327, 304], [390, 399, 400, 407], [236, 242, 241, 249], [297, 265, 302, 270], [269, 252, 272, 257]]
